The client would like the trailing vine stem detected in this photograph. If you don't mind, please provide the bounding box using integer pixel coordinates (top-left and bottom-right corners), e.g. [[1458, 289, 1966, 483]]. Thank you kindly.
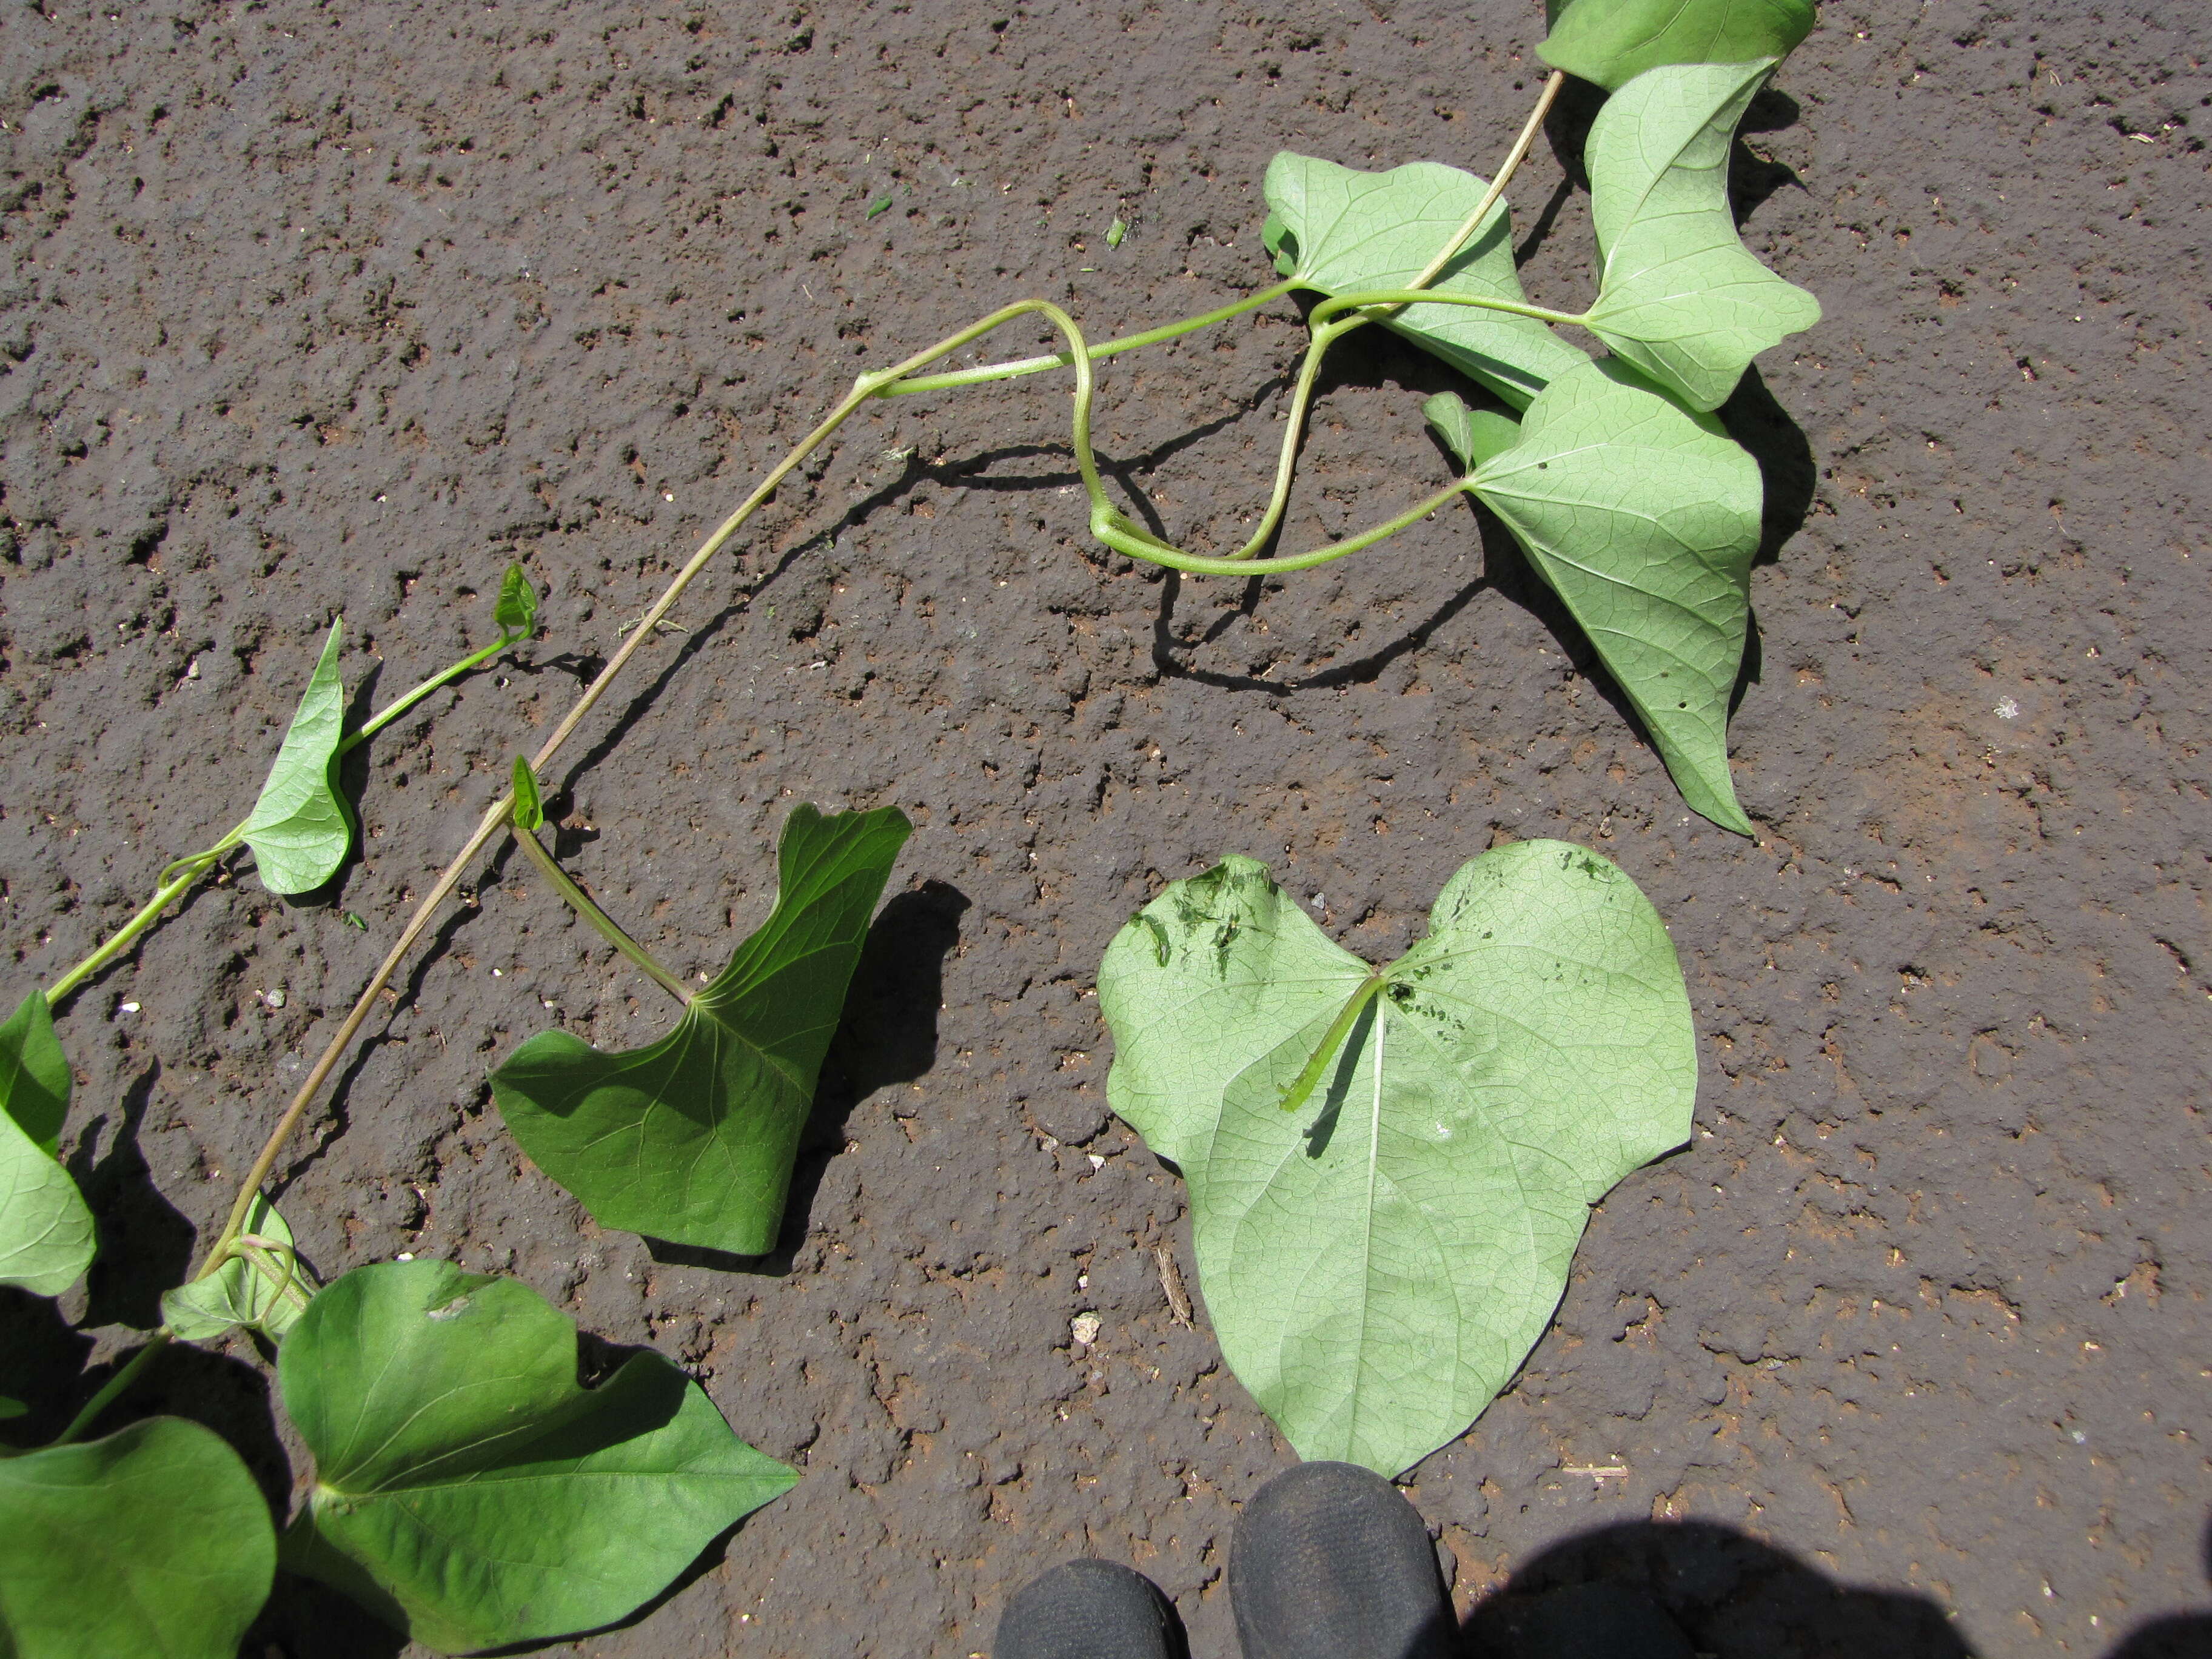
[[42, 626, 528, 1010], [100, 76, 1567, 1442]]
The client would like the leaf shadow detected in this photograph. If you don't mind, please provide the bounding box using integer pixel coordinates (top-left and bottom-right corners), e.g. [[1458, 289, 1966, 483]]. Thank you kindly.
[[70, 1060, 195, 1330], [0, 1286, 92, 1443], [644, 880, 969, 1278], [1454, 1518, 1974, 1659]]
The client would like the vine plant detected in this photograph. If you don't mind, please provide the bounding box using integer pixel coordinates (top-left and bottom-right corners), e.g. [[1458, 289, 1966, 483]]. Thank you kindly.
[[0, 4, 1820, 1652]]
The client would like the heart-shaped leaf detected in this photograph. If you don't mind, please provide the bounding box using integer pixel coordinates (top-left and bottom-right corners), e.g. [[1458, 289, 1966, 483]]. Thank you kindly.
[[0, 1416, 275, 1659], [1099, 846, 1695, 1477], [1582, 59, 1821, 411], [492, 804, 912, 1256], [243, 619, 355, 896], [1541, 0, 1816, 90], [1263, 152, 1587, 409], [280, 1259, 796, 1654], [161, 1194, 315, 1344], [0, 991, 92, 1298], [1470, 357, 1762, 833]]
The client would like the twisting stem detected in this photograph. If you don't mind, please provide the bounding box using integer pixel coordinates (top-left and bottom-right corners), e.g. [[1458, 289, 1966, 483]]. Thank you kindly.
[[510, 825, 692, 1008], [1091, 480, 1471, 577], [884, 279, 1299, 398], [195, 300, 1106, 1282], [1216, 69, 1567, 560], [50, 1333, 171, 1447]]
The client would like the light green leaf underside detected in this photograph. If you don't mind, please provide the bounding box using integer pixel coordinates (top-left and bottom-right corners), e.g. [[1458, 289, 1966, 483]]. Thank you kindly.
[[0, 1416, 275, 1659], [1471, 357, 1762, 834], [280, 1260, 796, 1655], [492, 804, 911, 1256], [1262, 153, 1587, 410], [243, 619, 355, 896], [1541, 0, 1815, 90], [0, 992, 92, 1298], [1422, 392, 1521, 474], [1099, 848, 1695, 1477], [162, 1194, 315, 1344], [1583, 59, 1822, 411]]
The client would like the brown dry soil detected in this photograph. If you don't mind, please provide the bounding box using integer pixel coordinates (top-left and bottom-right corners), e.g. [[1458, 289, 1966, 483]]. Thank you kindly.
[[3, 2, 2208, 1656]]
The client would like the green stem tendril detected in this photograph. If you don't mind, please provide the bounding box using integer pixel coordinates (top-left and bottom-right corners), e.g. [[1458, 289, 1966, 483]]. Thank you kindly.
[[508, 819, 694, 1010], [1279, 971, 1389, 1116]]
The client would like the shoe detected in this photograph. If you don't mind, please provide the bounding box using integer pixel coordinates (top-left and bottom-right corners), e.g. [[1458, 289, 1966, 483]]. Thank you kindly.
[[1229, 1461, 1453, 1659], [993, 1558, 1187, 1659]]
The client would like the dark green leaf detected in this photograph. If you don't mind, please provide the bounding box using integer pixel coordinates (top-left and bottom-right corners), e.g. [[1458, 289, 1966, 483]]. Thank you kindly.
[[281, 1260, 796, 1652], [1541, 0, 1816, 89], [1470, 358, 1762, 833], [0, 990, 69, 1155], [161, 1195, 315, 1344], [0, 1396, 23, 1420], [1099, 848, 1695, 1476], [1421, 392, 1521, 474], [243, 620, 355, 896], [511, 755, 544, 833], [1262, 152, 1587, 409], [492, 805, 911, 1255], [0, 1416, 275, 1658], [1582, 60, 1822, 411], [494, 562, 538, 635], [0, 993, 92, 1298]]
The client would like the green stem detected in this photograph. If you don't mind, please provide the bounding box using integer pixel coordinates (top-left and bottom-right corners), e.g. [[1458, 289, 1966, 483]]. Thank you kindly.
[[883, 278, 1299, 398], [510, 822, 694, 1008], [1090, 479, 1472, 577], [45, 842, 232, 1006], [1310, 288, 1588, 332], [1210, 71, 1569, 563], [50, 1333, 171, 1447], [1279, 971, 1388, 1116], [341, 630, 517, 752], [195, 298, 1108, 1279], [45, 631, 521, 1008]]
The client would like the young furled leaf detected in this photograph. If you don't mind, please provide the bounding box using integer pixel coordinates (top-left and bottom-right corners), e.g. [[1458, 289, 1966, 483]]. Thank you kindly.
[[280, 1261, 797, 1653], [0, 1396, 23, 1419], [1262, 153, 1587, 409], [1469, 358, 1762, 833], [0, 1416, 276, 1659], [511, 754, 545, 833], [491, 805, 911, 1256], [1099, 848, 1695, 1478], [1541, 0, 1816, 90], [242, 620, 355, 896], [1581, 60, 1822, 411], [0, 990, 93, 1298], [1421, 391, 1522, 474], [494, 561, 538, 636], [161, 1193, 315, 1344]]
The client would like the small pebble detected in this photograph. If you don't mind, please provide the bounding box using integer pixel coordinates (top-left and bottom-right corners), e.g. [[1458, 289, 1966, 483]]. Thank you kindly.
[[118, 1000, 140, 1013], [1087, 1153, 1106, 1170], [263, 988, 287, 1009], [1071, 1312, 1101, 1348]]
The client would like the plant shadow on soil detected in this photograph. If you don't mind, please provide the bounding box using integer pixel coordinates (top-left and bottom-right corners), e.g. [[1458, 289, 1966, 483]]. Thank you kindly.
[[1452, 1515, 2212, 1659]]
